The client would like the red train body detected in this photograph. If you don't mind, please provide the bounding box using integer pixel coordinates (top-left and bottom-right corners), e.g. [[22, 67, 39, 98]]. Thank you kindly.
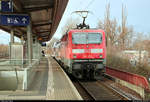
[[55, 29, 106, 79]]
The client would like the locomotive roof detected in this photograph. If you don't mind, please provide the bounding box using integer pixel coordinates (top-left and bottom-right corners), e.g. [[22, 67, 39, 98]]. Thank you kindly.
[[60, 28, 105, 40], [68, 29, 105, 32]]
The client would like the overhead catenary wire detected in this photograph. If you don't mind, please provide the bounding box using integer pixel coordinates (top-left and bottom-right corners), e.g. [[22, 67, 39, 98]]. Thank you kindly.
[[83, 0, 101, 28], [84, 0, 96, 10], [71, 0, 96, 21]]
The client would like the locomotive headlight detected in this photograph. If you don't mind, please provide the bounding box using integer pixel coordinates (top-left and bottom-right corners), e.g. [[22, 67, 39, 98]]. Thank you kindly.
[[100, 55, 103, 58], [73, 55, 77, 58]]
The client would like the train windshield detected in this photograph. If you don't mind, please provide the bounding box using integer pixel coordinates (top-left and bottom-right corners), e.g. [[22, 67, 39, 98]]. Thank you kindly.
[[72, 33, 102, 44]]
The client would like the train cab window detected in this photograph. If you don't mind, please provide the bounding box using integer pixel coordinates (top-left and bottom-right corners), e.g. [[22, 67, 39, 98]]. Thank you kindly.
[[72, 32, 102, 44], [72, 33, 86, 44], [87, 33, 102, 44]]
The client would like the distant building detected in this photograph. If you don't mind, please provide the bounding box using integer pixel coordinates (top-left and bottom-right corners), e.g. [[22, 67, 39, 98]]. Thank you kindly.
[[122, 50, 149, 66]]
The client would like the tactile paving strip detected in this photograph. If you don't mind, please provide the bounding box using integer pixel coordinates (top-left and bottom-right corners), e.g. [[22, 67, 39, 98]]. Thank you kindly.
[[46, 57, 82, 100]]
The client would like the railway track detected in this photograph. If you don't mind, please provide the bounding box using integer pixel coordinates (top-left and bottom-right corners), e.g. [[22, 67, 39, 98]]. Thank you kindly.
[[96, 80, 131, 100], [73, 79, 131, 100], [73, 80, 94, 100]]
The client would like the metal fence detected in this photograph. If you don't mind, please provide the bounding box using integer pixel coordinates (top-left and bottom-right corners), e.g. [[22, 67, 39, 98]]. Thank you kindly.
[[0, 59, 40, 69], [106, 67, 149, 90]]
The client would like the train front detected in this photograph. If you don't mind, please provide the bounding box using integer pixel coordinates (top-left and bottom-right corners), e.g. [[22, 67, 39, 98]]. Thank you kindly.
[[69, 29, 106, 79]]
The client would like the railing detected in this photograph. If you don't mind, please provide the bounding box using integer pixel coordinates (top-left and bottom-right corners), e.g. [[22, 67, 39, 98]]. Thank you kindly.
[[0, 59, 40, 69], [106, 67, 149, 90]]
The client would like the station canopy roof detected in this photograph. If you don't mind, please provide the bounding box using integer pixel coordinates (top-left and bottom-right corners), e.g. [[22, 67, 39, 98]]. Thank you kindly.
[[0, 0, 68, 42]]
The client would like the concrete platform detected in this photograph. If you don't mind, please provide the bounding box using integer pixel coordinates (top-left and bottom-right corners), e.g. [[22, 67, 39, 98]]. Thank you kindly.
[[0, 58, 48, 100], [46, 56, 82, 100], [0, 56, 82, 100]]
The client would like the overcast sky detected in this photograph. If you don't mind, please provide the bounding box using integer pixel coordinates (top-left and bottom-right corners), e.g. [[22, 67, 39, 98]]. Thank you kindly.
[[0, 0, 150, 44]]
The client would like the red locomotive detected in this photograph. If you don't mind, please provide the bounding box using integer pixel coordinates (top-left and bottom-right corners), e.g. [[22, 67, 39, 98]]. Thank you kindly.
[[53, 11, 106, 79]]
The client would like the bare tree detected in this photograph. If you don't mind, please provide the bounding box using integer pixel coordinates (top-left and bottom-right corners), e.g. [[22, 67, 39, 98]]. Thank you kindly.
[[118, 4, 134, 50], [61, 17, 80, 35], [0, 44, 9, 58], [98, 3, 133, 50], [98, 3, 119, 47], [104, 3, 111, 46]]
